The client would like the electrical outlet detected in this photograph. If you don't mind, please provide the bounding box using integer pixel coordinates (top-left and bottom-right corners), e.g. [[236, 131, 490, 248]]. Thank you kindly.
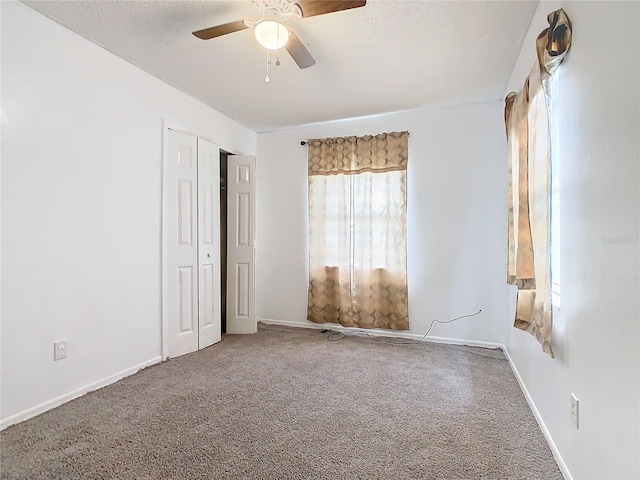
[[570, 393, 579, 428], [54, 341, 67, 361]]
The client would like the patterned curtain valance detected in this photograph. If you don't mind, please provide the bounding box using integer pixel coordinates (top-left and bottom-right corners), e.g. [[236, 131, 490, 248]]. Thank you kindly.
[[308, 131, 408, 176]]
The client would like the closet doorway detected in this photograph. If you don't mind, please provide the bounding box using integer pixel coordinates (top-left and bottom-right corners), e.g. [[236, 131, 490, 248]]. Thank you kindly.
[[220, 151, 228, 333]]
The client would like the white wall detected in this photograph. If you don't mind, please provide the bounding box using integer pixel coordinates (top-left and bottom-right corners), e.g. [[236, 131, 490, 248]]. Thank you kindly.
[[256, 101, 510, 345], [0, 2, 257, 425], [504, 1, 640, 478]]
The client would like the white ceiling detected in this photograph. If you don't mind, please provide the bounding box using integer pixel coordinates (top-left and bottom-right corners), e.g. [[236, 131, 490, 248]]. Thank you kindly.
[[23, 0, 538, 132]]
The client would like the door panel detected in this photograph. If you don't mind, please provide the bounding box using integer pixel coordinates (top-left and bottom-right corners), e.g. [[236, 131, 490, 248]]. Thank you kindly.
[[197, 138, 222, 349], [236, 263, 250, 317], [227, 156, 256, 334], [200, 264, 215, 327], [178, 266, 195, 333], [166, 130, 199, 357]]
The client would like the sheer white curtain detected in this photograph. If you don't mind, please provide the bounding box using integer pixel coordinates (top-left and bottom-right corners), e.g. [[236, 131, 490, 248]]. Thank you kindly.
[[307, 132, 409, 330]]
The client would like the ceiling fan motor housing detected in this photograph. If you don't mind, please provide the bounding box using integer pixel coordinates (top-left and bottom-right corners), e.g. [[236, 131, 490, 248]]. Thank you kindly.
[[253, 0, 302, 21]]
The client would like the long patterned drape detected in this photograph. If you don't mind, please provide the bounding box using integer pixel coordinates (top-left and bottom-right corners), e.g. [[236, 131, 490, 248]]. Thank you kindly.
[[307, 131, 409, 330], [505, 9, 572, 357]]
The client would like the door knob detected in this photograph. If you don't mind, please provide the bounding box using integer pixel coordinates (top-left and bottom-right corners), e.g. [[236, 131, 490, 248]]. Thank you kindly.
[[207, 253, 212, 258]]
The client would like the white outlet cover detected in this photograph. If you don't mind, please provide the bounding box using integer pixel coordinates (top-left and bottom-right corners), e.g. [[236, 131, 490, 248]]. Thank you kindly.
[[54, 341, 67, 361], [570, 393, 579, 429]]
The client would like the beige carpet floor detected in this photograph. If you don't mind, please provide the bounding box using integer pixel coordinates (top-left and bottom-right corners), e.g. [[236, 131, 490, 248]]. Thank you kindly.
[[1, 323, 562, 479]]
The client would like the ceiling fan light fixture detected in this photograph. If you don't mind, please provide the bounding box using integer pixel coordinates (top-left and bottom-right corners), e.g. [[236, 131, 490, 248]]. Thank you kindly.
[[254, 20, 289, 50]]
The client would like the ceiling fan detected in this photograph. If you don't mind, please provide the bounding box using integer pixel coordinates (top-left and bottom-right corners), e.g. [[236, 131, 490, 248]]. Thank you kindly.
[[192, 0, 367, 70]]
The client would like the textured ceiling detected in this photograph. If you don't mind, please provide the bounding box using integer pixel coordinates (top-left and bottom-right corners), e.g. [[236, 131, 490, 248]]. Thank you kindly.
[[23, 0, 538, 132]]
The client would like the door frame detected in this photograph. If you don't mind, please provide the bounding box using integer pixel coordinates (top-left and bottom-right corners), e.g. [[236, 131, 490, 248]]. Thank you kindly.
[[161, 120, 222, 360]]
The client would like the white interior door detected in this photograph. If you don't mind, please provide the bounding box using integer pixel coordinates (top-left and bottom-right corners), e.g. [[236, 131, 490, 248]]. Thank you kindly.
[[164, 128, 223, 358], [165, 129, 199, 357], [197, 138, 221, 349], [227, 155, 257, 334]]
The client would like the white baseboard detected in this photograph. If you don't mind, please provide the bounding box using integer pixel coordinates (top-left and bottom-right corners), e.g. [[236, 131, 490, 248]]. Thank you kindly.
[[258, 318, 503, 350], [0, 356, 162, 431], [502, 348, 572, 480]]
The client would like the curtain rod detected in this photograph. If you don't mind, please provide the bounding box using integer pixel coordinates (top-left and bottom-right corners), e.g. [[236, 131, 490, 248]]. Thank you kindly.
[[300, 132, 410, 146]]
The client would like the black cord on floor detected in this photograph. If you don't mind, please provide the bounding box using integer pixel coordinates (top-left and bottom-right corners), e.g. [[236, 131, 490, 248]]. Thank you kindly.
[[321, 329, 347, 341], [320, 309, 482, 345], [327, 331, 347, 341]]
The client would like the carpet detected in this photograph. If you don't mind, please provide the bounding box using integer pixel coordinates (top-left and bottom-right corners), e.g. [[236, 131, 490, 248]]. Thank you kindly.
[[1, 323, 562, 479]]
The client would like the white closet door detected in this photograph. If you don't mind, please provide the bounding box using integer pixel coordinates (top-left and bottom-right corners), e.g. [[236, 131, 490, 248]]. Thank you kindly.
[[165, 130, 199, 357], [197, 138, 222, 349], [227, 156, 257, 334]]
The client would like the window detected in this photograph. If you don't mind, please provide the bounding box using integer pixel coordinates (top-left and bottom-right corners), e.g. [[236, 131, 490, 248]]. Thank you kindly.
[[504, 7, 572, 356], [306, 132, 409, 331], [309, 171, 405, 270]]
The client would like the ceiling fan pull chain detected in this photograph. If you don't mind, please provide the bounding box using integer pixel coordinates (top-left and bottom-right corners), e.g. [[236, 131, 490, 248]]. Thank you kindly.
[[264, 50, 270, 82]]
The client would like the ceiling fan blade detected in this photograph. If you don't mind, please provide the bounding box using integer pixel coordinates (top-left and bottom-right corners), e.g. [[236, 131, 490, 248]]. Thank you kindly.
[[285, 30, 316, 69], [192, 20, 249, 40], [295, 0, 366, 18]]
